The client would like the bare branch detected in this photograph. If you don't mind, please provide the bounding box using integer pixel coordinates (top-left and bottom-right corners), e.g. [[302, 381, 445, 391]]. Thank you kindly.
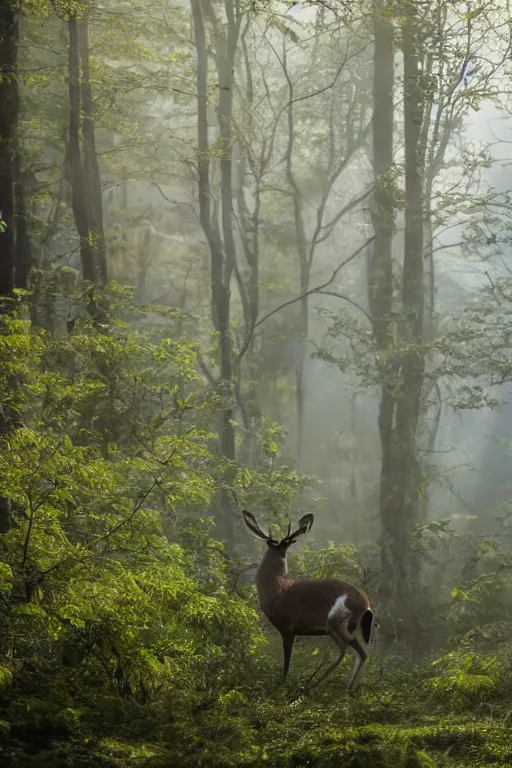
[[236, 236, 374, 364]]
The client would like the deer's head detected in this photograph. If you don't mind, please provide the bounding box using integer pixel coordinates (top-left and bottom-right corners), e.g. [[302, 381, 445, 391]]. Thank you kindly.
[[242, 510, 314, 558]]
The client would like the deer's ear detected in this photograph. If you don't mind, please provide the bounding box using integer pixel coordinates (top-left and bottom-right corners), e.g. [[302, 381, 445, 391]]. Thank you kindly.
[[242, 510, 268, 541], [297, 513, 314, 535], [286, 513, 314, 543]]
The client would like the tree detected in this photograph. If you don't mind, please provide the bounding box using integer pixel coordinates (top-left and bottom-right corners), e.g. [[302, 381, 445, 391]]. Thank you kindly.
[[67, 2, 107, 292], [308, 0, 511, 628], [264, 13, 373, 463], [0, 0, 24, 536], [367, 0, 397, 600], [0, 0, 21, 299], [190, 0, 241, 538]]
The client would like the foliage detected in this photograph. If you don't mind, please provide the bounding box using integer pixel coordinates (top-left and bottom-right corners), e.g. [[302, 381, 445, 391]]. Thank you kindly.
[[0, 292, 266, 764], [428, 648, 500, 708], [1, 291, 512, 766]]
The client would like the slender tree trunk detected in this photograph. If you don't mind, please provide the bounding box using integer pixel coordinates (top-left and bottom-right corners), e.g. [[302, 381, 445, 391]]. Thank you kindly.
[[233, 30, 262, 464], [14, 152, 32, 290], [67, 16, 95, 283], [67, 13, 107, 294], [393, 3, 426, 616], [191, 0, 236, 461], [0, 0, 19, 300], [0, 0, 20, 535], [191, 0, 239, 540], [215, 0, 238, 464], [370, 2, 426, 630], [284, 66, 309, 465], [296, 266, 308, 466], [78, 9, 107, 287], [369, 0, 395, 595]]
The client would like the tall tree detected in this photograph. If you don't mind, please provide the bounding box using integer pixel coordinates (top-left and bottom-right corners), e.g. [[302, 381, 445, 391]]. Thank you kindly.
[[13, 151, 32, 290], [266, 14, 373, 464], [368, 0, 509, 622], [368, 0, 396, 601], [0, 0, 20, 300], [67, 2, 107, 290], [389, 0, 426, 618], [0, 0, 21, 536], [77, 4, 107, 286], [191, 0, 242, 538], [368, 0, 438, 628]]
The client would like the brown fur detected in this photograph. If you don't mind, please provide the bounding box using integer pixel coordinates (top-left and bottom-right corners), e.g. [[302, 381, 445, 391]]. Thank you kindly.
[[263, 578, 370, 636], [256, 547, 369, 636], [243, 512, 373, 691]]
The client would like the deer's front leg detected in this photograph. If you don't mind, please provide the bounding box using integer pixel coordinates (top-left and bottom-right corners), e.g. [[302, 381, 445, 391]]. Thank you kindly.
[[281, 631, 296, 681]]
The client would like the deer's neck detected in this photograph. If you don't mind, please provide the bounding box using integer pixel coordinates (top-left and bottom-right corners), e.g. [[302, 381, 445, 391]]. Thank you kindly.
[[256, 550, 290, 612]]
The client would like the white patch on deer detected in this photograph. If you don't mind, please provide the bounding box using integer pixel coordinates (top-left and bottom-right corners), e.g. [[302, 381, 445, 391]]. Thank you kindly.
[[328, 594, 350, 621]]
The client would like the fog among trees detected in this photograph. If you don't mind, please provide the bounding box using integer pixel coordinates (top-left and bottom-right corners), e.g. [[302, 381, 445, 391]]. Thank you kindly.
[[2, 0, 512, 765]]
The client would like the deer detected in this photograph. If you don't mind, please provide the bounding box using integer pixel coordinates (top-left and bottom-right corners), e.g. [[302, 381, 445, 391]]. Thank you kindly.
[[242, 510, 373, 694]]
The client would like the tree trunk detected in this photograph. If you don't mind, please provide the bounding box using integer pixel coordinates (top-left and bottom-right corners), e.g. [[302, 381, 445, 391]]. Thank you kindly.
[[368, 0, 395, 596], [296, 266, 308, 466], [67, 11, 108, 327], [284, 69, 309, 465], [393, 2, 426, 616], [215, 1, 238, 464], [192, 0, 241, 464], [191, 0, 239, 540], [14, 152, 32, 290], [0, 0, 19, 300], [0, 0, 20, 535], [67, 16, 95, 284], [370, 2, 426, 631], [233, 31, 261, 465], [78, 10, 107, 287]]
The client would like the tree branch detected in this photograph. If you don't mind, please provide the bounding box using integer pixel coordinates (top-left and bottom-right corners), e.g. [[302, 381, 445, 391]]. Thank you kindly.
[[235, 236, 374, 363]]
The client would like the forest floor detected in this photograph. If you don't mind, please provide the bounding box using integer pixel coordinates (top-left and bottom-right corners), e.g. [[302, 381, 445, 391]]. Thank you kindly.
[[36, 648, 510, 768]]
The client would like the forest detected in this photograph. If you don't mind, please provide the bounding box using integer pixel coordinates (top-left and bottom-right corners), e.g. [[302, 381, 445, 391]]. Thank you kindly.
[[2, 0, 512, 765]]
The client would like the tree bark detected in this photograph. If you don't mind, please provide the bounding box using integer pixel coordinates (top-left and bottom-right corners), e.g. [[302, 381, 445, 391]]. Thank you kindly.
[[78, 10, 107, 288], [233, 28, 262, 465], [393, 2, 426, 615], [0, 0, 20, 535], [67, 15, 95, 284], [191, 0, 237, 464], [368, 0, 395, 594], [67, 12, 107, 293], [370, 1, 426, 629], [215, 0, 238, 464], [191, 0, 241, 540], [0, 0, 19, 300], [283, 57, 309, 465], [14, 152, 32, 290]]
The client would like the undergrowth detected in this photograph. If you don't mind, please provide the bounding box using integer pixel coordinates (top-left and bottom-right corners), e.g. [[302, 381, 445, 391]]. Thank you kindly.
[[3, 638, 512, 767], [1, 294, 512, 766]]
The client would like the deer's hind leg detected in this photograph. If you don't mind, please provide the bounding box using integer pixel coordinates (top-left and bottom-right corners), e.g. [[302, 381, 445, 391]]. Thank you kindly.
[[347, 608, 373, 693], [302, 613, 349, 693], [347, 636, 368, 693], [281, 631, 296, 682]]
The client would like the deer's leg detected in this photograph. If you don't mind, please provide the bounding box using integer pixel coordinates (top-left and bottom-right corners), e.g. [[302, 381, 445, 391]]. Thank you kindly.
[[298, 646, 331, 692], [303, 625, 347, 692], [281, 631, 296, 681], [347, 635, 368, 693], [347, 610, 373, 692]]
